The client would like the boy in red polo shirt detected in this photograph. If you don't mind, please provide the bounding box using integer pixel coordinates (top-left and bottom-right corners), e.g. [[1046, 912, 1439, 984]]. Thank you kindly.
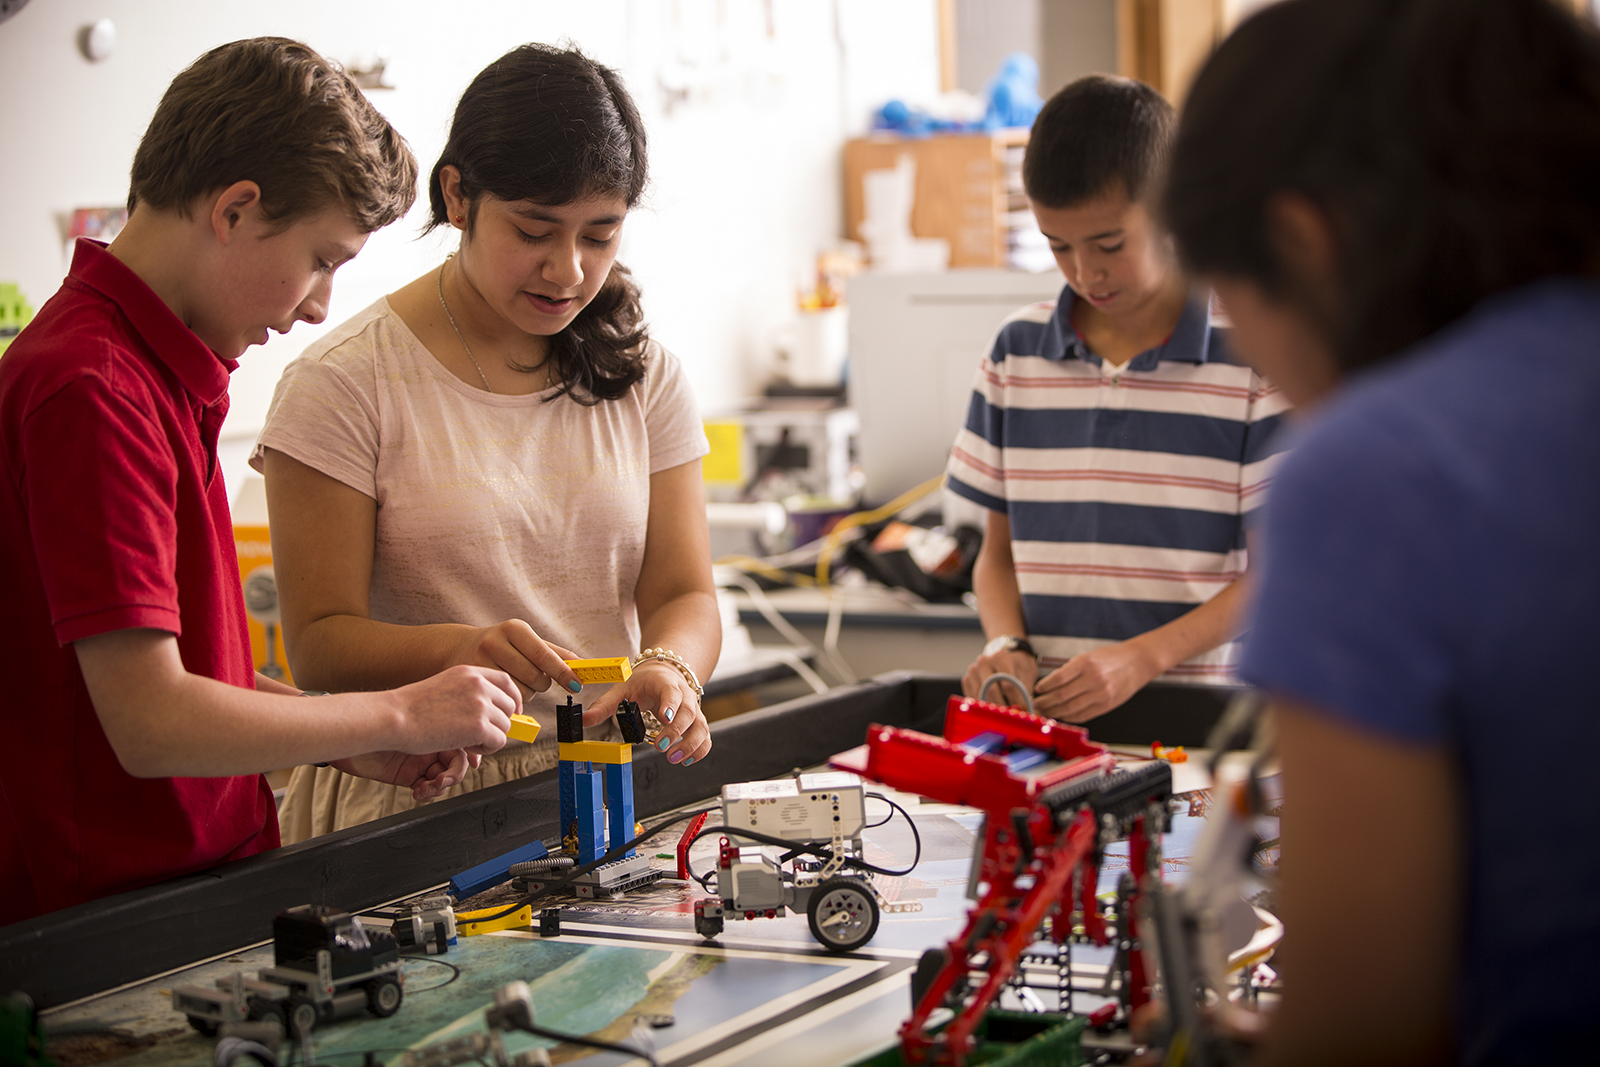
[[0, 39, 519, 924]]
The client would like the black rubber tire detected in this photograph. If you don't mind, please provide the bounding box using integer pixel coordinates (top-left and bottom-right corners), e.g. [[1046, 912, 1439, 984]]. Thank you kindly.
[[806, 878, 880, 953], [911, 947, 949, 1009], [186, 1015, 219, 1036], [286, 995, 319, 1037], [367, 974, 403, 1018], [248, 998, 285, 1029]]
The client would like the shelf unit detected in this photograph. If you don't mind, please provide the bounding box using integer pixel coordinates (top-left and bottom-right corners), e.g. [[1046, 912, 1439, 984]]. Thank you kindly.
[[843, 129, 1031, 269]]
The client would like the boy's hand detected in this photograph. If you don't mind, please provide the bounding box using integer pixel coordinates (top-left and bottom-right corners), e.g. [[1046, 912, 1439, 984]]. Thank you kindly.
[[457, 620, 582, 702], [331, 748, 482, 801], [1034, 641, 1161, 722], [962, 648, 1040, 709], [391, 664, 519, 755], [583, 660, 712, 767]]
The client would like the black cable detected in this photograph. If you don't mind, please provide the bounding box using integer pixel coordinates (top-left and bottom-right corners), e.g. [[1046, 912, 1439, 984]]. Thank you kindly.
[[399, 954, 461, 992], [683, 797, 924, 886], [296, 1049, 437, 1064], [513, 1020, 661, 1067], [866, 792, 922, 874], [685, 822, 916, 877], [465, 805, 718, 922]]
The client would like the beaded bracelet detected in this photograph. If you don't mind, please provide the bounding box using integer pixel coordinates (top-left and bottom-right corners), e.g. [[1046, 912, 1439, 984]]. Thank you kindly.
[[632, 647, 704, 698]]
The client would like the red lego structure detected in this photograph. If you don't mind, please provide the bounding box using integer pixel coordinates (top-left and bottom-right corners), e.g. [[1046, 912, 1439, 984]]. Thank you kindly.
[[831, 695, 1172, 1067]]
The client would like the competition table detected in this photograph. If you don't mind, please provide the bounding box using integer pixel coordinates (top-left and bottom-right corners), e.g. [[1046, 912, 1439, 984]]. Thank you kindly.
[[1, 673, 1234, 1067]]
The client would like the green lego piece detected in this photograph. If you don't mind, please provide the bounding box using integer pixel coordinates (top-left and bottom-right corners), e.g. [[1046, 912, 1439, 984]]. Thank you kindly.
[[848, 1010, 1087, 1067], [0, 283, 36, 356], [0, 992, 58, 1067]]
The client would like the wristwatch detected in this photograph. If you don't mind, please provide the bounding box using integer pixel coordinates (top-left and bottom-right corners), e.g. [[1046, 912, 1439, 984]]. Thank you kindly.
[[982, 634, 1037, 659]]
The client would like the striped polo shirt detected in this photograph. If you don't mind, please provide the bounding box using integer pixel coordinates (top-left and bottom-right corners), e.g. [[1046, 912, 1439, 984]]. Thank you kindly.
[[946, 285, 1290, 684]]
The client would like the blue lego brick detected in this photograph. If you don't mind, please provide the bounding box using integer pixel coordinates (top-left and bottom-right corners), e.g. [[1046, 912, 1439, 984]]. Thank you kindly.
[[960, 730, 1008, 755], [1005, 747, 1051, 772], [574, 766, 606, 864], [559, 761, 576, 843], [449, 838, 549, 900], [605, 762, 636, 859]]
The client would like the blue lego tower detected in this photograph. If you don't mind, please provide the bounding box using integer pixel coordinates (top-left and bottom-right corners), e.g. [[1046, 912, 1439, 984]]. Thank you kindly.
[[552, 695, 658, 898], [447, 691, 659, 905]]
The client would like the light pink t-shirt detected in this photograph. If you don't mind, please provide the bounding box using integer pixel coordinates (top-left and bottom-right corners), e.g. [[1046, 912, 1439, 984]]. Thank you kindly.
[[252, 298, 708, 726]]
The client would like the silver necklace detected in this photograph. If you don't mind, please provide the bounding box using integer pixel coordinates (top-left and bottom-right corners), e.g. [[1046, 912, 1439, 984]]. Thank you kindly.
[[436, 255, 495, 393]]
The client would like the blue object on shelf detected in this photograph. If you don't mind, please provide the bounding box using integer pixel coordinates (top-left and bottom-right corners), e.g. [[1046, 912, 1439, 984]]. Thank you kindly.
[[871, 52, 1042, 137], [984, 52, 1043, 130]]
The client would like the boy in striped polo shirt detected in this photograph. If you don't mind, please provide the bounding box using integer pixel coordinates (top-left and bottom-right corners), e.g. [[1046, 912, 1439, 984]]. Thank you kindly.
[[948, 75, 1290, 722]]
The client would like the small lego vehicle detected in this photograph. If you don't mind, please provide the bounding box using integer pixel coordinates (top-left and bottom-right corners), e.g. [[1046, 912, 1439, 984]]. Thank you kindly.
[[692, 773, 883, 953], [172, 905, 403, 1036]]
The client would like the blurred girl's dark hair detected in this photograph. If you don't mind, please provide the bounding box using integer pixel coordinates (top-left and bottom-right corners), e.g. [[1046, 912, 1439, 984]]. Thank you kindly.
[[1165, 0, 1600, 372], [428, 43, 649, 403]]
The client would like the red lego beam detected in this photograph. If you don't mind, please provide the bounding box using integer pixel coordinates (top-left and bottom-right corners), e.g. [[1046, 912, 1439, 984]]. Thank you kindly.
[[941, 694, 1107, 764], [831, 722, 1114, 818], [835, 725, 1035, 814]]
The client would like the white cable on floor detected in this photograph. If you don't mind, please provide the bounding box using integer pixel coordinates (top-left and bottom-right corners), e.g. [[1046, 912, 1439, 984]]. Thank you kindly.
[[822, 590, 858, 684], [715, 568, 848, 687], [774, 649, 831, 695]]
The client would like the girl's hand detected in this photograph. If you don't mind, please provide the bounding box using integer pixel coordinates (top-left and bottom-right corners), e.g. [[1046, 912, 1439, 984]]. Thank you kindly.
[[583, 659, 712, 766], [333, 748, 484, 801], [457, 619, 581, 702]]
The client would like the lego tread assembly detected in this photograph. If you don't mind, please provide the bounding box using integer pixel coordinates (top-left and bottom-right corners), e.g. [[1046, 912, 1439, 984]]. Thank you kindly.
[[171, 905, 405, 1037], [5, 674, 1274, 1067]]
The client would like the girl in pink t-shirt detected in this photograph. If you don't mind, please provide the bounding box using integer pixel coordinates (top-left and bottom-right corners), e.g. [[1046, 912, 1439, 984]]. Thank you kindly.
[[256, 43, 718, 839]]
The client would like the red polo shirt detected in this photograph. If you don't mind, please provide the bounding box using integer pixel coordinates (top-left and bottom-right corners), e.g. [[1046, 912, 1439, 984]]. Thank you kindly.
[[0, 239, 278, 924]]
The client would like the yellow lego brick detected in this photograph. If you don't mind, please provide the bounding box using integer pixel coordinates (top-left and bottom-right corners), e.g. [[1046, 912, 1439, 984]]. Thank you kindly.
[[563, 657, 632, 685], [507, 714, 542, 744], [559, 740, 633, 765], [457, 904, 532, 936]]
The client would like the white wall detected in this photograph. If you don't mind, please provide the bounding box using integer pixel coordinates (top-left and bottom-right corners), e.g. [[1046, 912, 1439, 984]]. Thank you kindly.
[[0, 0, 940, 496], [1039, 0, 1117, 97], [954, 0, 1040, 94]]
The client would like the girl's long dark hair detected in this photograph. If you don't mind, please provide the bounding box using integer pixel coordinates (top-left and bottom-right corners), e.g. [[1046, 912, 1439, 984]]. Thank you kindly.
[[427, 43, 649, 404], [1165, 0, 1600, 372]]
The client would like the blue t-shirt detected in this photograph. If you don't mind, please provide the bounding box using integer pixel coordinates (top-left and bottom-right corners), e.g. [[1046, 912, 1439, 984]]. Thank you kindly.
[[1241, 279, 1600, 1065]]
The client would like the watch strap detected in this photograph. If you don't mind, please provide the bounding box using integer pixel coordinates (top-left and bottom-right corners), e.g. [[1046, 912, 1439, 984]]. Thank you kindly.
[[983, 634, 1037, 659]]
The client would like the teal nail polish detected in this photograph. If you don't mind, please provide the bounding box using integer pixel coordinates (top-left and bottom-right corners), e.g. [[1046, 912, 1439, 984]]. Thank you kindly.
[[683, 756, 695, 767], [657, 736, 672, 751], [566, 679, 583, 693], [663, 707, 676, 723]]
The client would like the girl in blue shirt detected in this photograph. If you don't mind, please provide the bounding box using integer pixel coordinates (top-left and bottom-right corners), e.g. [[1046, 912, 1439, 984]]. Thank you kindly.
[[1164, 1, 1600, 1064]]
